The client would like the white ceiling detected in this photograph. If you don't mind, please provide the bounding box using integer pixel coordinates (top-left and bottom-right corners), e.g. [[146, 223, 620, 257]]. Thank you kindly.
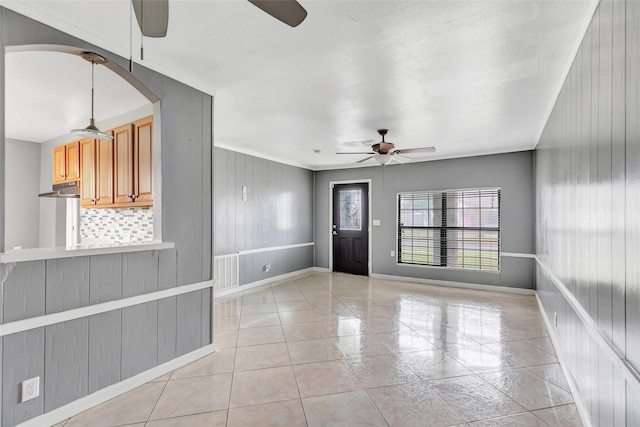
[[1, 0, 596, 170], [5, 51, 150, 143]]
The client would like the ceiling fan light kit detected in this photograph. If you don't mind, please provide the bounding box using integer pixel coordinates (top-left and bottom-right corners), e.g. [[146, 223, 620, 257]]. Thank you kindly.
[[336, 128, 435, 166], [71, 52, 114, 140], [375, 154, 393, 166]]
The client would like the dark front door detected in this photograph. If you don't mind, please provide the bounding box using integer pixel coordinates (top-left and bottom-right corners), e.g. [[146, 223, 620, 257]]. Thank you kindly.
[[332, 183, 369, 276]]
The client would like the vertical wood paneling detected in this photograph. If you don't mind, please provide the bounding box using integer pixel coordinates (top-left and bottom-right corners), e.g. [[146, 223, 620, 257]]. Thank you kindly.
[[213, 147, 314, 282], [121, 301, 158, 379], [227, 150, 237, 253], [589, 9, 600, 323], [536, 1, 639, 425], [122, 251, 159, 298], [235, 153, 246, 251], [177, 291, 201, 356], [245, 154, 254, 251], [2, 261, 45, 322], [89, 254, 122, 305], [44, 319, 89, 412], [157, 297, 177, 364], [611, 0, 627, 356], [88, 312, 121, 393], [597, 0, 613, 340], [45, 257, 90, 314], [626, 0, 640, 373], [201, 288, 212, 345], [579, 33, 592, 310], [201, 96, 213, 281], [160, 81, 208, 286], [214, 148, 228, 256], [1, 330, 44, 426]]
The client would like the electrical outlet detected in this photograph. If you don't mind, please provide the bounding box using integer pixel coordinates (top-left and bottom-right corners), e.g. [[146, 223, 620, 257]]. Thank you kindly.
[[554, 312, 558, 327], [264, 264, 270, 272], [390, 250, 395, 257], [21, 377, 39, 402]]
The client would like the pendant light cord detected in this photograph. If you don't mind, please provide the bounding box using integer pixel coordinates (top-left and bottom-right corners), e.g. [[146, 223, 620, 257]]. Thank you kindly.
[[129, 2, 133, 72], [90, 61, 95, 120], [140, 0, 144, 60]]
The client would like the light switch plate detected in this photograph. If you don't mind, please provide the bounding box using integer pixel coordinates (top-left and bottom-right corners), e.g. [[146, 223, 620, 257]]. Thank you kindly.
[[373, 219, 381, 226], [21, 377, 39, 402]]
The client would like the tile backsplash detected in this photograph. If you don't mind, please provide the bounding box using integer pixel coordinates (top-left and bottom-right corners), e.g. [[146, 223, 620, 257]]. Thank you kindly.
[[80, 207, 154, 243]]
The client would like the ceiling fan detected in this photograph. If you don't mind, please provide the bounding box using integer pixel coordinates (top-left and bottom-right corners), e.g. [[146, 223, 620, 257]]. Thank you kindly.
[[336, 129, 436, 166], [131, 0, 308, 38]]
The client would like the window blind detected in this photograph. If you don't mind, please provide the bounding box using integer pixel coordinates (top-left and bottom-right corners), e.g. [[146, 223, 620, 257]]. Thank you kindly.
[[398, 188, 500, 271]]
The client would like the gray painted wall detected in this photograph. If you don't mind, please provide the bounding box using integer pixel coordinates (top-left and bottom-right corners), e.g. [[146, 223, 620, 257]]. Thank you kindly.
[[0, 7, 213, 426], [214, 147, 314, 285], [5, 138, 40, 249], [535, 0, 640, 424], [315, 151, 535, 289], [0, 250, 209, 426]]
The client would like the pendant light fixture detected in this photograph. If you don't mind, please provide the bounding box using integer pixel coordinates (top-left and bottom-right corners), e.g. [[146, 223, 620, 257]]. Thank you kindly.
[[71, 52, 113, 140]]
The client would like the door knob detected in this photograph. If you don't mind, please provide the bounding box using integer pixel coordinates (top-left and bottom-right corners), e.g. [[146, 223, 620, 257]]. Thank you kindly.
[[332, 231, 338, 236]]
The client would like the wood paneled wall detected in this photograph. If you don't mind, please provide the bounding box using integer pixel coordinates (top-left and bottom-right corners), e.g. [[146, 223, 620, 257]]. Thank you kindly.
[[535, 0, 640, 424], [214, 148, 314, 285]]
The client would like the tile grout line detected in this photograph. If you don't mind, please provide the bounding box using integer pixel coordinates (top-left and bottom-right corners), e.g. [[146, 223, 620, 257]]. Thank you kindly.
[[143, 375, 170, 425]]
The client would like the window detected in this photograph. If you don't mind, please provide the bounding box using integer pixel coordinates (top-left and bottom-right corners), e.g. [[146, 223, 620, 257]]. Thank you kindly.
[[398, 188, 500, 271]]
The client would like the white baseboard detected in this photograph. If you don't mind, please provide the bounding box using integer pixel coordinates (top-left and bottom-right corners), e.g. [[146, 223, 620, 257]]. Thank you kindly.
[[370, 273, 535, 295], [214, 267, 315, 297], [18, 344, 215, 427], [311, 267, 331, 273], [535, 294, 591, 427]]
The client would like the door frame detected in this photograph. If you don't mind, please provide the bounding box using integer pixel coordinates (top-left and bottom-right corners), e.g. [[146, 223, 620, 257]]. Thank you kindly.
[[328, 179, 372, 275]]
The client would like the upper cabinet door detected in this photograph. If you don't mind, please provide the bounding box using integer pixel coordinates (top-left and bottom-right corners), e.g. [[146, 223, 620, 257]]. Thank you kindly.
[[65, 141, 80, 181], [114, 124, 134, 204], [134, 116, 153, 204], [80, 139, 96, 207], [96, 136, 114, 206], [53, 145, 66, 183]]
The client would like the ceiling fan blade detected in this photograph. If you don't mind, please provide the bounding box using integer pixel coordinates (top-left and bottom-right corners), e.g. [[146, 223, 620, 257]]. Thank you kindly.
[[132, 0, 169, 37], [247, 0, 308, 27], [392, 154, 412, 163], [393, 146, 436, 154], [356, 156, 375, 164], [336, 151, 376, 155]]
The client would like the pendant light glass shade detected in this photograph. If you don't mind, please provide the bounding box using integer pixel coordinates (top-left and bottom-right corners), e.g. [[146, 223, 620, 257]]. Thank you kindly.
[[375, 154, 393, 166], [71, 52, 113, 140]]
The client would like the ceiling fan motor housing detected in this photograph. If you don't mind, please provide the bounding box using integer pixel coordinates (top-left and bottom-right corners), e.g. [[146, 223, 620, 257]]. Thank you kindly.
[[372, 142, 395, 154]]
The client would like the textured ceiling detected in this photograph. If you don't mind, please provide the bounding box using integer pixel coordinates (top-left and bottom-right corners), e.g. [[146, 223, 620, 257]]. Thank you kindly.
[[5, 51, 150, 143], [1, 0, 596, 169]]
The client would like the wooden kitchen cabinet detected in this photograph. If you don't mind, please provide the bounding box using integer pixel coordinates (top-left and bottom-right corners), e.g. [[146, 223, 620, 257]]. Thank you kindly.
[[80, 137, 114, 207], [114, 124, 134, 204], [113, 116, 153, 207], [66, 141, 80, 181], [53, 145, 65, 183], [80, 139, 95, 206], [133, 116, 153, 204], [76, 115, 153, 208], [52, 141, 80, 183]]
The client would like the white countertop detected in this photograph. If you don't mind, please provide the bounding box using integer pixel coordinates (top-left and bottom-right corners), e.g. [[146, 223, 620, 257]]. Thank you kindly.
[[0, 241, 175, 263]]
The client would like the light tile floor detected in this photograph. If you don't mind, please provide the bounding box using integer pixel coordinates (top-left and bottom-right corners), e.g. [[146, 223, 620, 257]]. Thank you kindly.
[[57, 272, 583, 427]]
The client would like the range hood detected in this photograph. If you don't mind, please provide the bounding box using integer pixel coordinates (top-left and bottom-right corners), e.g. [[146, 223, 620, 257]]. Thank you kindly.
[[39, 181, 80, 198]]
